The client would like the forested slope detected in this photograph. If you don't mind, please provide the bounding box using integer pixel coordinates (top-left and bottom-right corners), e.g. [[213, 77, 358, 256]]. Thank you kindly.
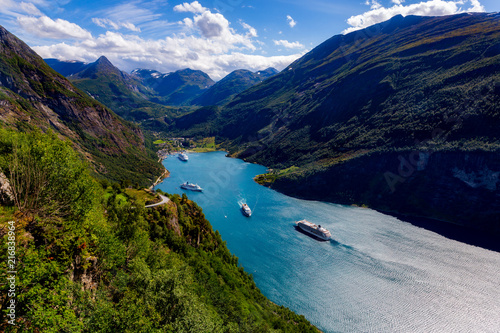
[[0, 130, 317, 332], [172, 13, 500, 231]]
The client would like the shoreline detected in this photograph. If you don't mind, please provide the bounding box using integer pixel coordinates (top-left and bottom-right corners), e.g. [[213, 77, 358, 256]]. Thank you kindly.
[[277, 183, 500, 253], [156, 149, 500, 253], [380, 210, 500, 253], [253, 172, 500, 253], [150, 168, 170, 190]]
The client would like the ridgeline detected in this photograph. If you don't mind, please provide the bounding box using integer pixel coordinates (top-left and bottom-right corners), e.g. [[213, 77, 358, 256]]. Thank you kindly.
[[171, 13, 500, 233]]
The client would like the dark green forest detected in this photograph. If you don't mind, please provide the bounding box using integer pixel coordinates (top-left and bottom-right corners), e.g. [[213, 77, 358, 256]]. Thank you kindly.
[[167, 13, 500, 231], [0, 130, 317, 332]]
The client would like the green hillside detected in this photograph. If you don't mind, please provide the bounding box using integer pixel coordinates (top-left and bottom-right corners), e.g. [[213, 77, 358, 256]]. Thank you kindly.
[[0, 130, 317, 332], [192, 68, 278, 106], [0, 25, 319, 332], [171, 13, 500, 231], [143, 68, 215, 105], [62, 56, 184, 126], [0, 27, 163, 186]]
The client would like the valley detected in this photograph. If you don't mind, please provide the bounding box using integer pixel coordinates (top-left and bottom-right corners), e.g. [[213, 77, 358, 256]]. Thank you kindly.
[[1, 8, 499, 333]]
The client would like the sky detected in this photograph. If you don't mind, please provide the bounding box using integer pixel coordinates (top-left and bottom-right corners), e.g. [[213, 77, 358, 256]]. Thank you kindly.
[[0, 0, 498, 80]]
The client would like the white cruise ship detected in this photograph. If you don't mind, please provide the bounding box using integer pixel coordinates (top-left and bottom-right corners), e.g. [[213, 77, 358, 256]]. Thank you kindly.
[[180, 181, 203, 192], [295, 220, 331, 241], [178, 152, 189, 161], [241, 203, 252, 217]]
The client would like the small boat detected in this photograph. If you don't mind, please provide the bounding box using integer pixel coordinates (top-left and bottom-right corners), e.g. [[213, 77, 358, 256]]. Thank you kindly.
[[241, 203, 252, 217], [180, 181, 202, 192], [178, 152, 188, 161], [295, 219, 331, 241]]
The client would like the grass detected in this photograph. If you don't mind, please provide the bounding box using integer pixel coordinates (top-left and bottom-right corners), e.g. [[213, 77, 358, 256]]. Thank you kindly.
[[191, 147, 217, 152], [254, 173, 278, 185], [0, 205, 17, 223], [278, 165, 300, 176], [123, 188, 158, 205], [191, 137, 216, 152], [103, 187, 159, 206]]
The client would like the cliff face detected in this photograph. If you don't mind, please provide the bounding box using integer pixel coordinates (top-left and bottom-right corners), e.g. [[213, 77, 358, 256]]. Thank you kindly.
[[0, 26, 161, 184], [271, 151, 500, 232]]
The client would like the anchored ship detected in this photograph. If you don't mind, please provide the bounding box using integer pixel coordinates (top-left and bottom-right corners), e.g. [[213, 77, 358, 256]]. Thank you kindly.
[[180, 181, 203, 192], [295, 220, 331, 241], [241, 203, 252, 217], [178, 152, 189, 161]]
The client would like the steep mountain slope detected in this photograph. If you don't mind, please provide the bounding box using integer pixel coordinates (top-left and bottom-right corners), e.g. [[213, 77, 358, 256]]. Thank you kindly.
[[0, 118, 318, 333], [0, 26, 161, 185], [57, 56, 182, 123], [137, 68, 215, 105], [192, 68, 278, 106], [44, 58, 87, 76], [173, 13, 500, 231]]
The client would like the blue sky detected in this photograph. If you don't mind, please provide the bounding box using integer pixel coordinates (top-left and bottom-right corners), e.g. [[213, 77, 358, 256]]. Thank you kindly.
[[0, 0, 498, 80]]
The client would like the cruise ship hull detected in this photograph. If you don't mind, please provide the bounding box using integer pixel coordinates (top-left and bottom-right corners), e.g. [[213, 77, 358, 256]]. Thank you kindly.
[[295, 220, 331, 241], [180, 183, 203, 192], [241, 204, 252, 217], [181, 186, 202, 192]]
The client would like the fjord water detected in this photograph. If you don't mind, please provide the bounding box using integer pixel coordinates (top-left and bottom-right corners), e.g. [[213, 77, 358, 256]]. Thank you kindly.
[[156, 151, 500, 333]]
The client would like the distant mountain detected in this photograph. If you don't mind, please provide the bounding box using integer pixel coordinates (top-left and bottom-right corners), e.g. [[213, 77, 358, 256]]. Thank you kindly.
[[68, 55, 125, 80], [44, 58, 87, 76], [172, 13, 500, 231], [45, 56, 182, 126], [130, 68, 163, 81], [133, 68, 215, 105], [0, 26, 162, 185], [192, 68, 279, 106]]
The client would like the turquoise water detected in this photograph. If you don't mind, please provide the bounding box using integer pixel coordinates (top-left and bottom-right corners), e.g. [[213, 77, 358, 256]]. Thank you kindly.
[[156, 151, 500, 333]]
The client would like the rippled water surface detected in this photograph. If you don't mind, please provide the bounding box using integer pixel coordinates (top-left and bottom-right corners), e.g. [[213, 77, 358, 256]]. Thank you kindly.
[[156, 151, 500, 333]]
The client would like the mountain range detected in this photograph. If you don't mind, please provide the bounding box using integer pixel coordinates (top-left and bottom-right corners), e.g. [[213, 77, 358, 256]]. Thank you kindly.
[[1, 11, 499, 332], [192, 68, 278, 106], [46, 57, 279, 131], [0, 26, 161, 185], [131, 67, 215, 105], [171, 13, 500, 232], [7, 13, 500, 230]]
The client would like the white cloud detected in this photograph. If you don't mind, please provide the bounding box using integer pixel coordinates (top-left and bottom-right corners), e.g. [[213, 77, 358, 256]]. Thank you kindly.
[[177, 5, 257, 51], [468, 0, 485, 12], [17, 16, 92, 39], [182, 17, 194, 29], [241, 21, 258, 37], [343, 0, 486, 34], [19, 2, 43, 16], [33, 28, 304, 80], [174, 1, 206, 14], [92, 18, 141, 32], [0, 0, 43, 17], [194, 11, 228, 38], [368, 0, 383, 10], [16, 0, 299, 80], [91, 1, 169, 38], [273, 39, 304, 49], [121, 22, 141, 32], [287, 15, 297, 28]]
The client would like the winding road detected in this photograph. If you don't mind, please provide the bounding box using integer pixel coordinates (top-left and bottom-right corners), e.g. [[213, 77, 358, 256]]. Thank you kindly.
[[145, 194, 170, 208]]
